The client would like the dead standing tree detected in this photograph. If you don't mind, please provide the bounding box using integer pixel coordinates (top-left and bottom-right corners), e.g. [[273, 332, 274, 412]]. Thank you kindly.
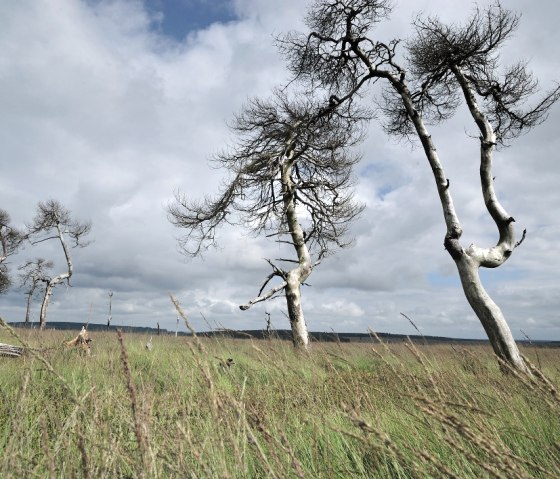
[[18, 258, 53, 325], [26, 200, 91, 330], [280, 1, 559, 370], [0, 209, 24, 295], [169, 91, 364, 350]]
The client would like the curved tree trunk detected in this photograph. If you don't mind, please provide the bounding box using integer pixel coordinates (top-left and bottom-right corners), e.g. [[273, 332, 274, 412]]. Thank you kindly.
[[393, 77, 528, 373], [455, 254, 527, 371]]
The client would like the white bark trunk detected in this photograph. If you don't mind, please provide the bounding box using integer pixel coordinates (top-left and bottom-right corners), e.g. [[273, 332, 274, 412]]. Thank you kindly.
[[24, 290, 33, 324], [39, 282, 54, 330], [347, 44, 528, 371], [393, 75, 528, 373], [281, 146, 312, 351], [452, 67, 528, 372], [238, 127, 315, 350], [456, 254, 528, 371], [285, 274, 310, 349], [39, 224, 73, 330]]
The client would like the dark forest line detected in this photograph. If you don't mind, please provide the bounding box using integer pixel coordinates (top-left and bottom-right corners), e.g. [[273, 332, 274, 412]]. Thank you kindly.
[[8, 321, 560, 347]]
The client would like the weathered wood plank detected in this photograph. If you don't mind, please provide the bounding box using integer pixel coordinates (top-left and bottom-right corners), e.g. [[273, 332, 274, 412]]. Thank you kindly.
[[0, 342, 24, 358]]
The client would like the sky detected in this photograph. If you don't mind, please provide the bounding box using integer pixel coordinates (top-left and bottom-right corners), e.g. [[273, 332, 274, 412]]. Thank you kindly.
[[1, 0, 559, 340]]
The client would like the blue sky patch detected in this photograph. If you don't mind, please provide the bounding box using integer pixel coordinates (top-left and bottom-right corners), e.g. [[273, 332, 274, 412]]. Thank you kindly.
[[147, 0, 237, 39]]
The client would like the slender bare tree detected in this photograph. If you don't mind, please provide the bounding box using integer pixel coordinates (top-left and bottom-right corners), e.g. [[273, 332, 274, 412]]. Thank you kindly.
[[280, 1, 559, 370], [107, 290, 113, 331], [169, 90, 364, 349], [0, 209, 24, 295], [26, 200, 91, 330], [18, 258, 54, 325]]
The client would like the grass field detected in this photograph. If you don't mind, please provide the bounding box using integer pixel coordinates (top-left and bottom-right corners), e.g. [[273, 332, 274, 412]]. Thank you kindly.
[[1, 321, 559, 478]]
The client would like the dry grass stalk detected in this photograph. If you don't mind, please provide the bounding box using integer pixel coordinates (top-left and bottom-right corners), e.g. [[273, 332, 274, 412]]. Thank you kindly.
[[415, 397, 534, 479], [40, 414, 56, 477], [245, 420, 280, 479], [496, 355, 559, 410], [0, 316, 79, 403], [332, 406, 427, 479], [247, 406, 305, 479], [116, 330, 152, 478], [400, 312, 427, 344], [405, 337, 442, 399], [521, 354, 559, 405], [77, 414, 90, 479], [170, 294, 206, 354], [415, 449, 463, 479], [367, 328, 395, 357], [1, 368, 31, 476], [175, 421, 214, 478]]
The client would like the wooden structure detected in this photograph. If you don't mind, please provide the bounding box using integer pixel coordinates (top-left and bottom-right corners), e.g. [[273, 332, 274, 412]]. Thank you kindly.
[[0, 342, 24, 358]]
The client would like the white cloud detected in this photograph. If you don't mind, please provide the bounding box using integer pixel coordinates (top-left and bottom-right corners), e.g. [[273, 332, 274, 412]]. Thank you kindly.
[[320, 300, 364, 318]]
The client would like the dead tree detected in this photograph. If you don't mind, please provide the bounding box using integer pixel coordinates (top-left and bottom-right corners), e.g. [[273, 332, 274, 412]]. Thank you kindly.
[[26, 200, 91, 330], [0, 209, 24, 295], [18, 258, 53, 325], [280, 1, 559, 370], [265, 311, 272, 339], [107, 291, 113, 331], [169, 90, 364, 350]]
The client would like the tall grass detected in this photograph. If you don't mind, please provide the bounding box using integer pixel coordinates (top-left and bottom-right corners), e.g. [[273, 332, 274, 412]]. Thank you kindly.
[[0, 321, 558, 478]]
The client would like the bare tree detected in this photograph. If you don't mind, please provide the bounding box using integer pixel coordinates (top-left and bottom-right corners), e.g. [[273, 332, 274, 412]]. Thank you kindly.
[[18, 258, 53, 325], [280, 1, 559, 370], [107, 290, 113, 331], [26, 200, 91, 330], [0, 209, 24, 294], [169, 90, 364, 349]]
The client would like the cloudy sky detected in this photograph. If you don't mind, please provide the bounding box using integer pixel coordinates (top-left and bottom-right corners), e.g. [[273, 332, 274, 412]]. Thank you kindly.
[[1, 0, 559, 340]]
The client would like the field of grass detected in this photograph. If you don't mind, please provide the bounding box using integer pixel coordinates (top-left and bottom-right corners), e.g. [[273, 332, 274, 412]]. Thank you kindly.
[[1, 320, 559, 478]]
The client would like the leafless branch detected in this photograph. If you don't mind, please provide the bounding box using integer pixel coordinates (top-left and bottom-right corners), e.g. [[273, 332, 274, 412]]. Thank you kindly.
[[407, 3, 560, 143], [239, 280, 288, 311], [514, 228, 527, 248], [168, 88, 365, 264]]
